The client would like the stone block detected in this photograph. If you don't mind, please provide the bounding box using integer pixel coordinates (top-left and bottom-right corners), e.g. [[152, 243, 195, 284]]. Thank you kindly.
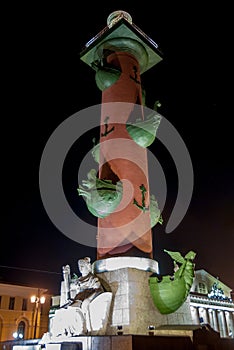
[[111, 335, 132, 350]]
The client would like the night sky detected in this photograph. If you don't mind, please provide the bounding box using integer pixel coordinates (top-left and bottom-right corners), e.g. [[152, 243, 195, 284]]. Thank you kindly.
[[1, 3, 233, 296]]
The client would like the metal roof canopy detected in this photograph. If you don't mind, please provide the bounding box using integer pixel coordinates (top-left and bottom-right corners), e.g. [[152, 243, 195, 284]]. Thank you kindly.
[[80, 18, 163, 74]]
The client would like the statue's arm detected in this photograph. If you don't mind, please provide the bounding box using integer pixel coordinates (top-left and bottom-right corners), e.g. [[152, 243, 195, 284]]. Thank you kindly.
[[62, 265, 71, 300], [89, 275, 102, 289]]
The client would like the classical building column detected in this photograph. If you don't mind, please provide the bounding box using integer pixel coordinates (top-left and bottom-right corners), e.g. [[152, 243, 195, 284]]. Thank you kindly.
[[220, 310, 229, 338], [209, 309, 214, 328], [197, 307, 205, 323], [195, 307, 200, 324], [212, 309, 219, 332], [228, 311, 234, 338], [207, 308, 213, 326], [203, 308, 209, 324], [217, 310, 223, 336]]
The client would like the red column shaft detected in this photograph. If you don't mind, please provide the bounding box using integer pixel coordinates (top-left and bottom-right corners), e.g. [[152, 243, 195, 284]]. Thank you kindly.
[[97, 52, 153, 259]]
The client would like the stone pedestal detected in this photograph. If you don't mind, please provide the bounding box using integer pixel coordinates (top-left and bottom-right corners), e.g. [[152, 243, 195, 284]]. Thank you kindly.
[[165, 297, 193, 325], [93, 257, 193, 335]]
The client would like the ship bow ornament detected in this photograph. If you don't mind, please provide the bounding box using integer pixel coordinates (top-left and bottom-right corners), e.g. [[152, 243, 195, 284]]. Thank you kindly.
[[149, 250, 196, 314]]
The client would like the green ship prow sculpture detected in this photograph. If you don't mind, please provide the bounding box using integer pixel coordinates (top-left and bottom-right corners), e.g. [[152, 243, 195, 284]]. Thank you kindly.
[[77, 169, 123, 218], [149, 250, 196, 314]]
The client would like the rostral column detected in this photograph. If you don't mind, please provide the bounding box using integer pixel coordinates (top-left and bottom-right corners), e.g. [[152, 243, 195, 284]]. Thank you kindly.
[[80, 11, 163, 260]]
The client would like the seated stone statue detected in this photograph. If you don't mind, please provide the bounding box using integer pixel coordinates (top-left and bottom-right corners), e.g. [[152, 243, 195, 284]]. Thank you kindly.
[[65, 257, 104, 317], [49, 257, 111, 338]]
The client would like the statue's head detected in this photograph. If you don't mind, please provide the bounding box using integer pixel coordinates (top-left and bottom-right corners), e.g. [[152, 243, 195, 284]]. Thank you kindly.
[[78, 257, 91, 275]]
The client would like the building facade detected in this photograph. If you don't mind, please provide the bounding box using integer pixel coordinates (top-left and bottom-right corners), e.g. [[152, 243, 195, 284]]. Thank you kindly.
[[0, 283, 51, 342], [189, 269, 234, 338]]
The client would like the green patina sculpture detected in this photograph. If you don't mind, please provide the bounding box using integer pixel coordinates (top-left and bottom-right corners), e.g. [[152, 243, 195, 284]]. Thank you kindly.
[[91, 138, 100, 164], [91, 100, 162, 163], [77, 169, 123, 218], [126, 111, 161, 148], [150, 194, 163, 227], [95, 66, 121, 91], [133, 184, 148, 212], [101, 116, 115, 137], [133, 184, 163, 227], [149, 250, 196, 314], [91, 111, 161, 161]]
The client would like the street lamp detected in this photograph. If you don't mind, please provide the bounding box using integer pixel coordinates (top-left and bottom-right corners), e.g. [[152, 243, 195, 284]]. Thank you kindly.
[[30, 294, 46, 339], [13, 331, 23, 340]]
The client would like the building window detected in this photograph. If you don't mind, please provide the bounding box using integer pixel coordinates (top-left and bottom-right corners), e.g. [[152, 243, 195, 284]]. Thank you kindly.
[[22, 298, 27, 311], [9, 297, 15, 310], [17, 321, 25, 339], [198, 282, 207, 294]]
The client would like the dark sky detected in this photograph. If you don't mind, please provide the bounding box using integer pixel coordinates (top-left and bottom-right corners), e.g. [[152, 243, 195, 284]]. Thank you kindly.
[[1, 3, 233, 296]]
